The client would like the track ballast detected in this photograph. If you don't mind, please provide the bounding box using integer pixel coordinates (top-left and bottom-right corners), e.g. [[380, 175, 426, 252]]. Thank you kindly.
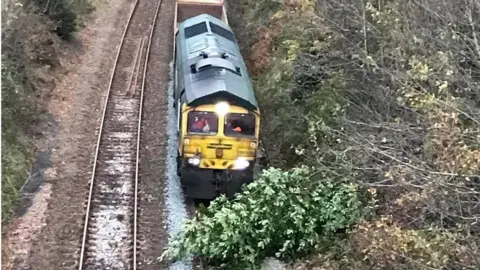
[[78, 0, 163, 269]]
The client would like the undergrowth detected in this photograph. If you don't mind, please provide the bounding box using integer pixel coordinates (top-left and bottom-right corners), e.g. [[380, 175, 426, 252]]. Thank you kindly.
[[1, 0, 94, 225], [238, 0, 479, 269]]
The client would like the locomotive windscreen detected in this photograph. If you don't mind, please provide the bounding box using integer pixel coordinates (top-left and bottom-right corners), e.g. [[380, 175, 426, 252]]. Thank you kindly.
[[187, 111, 218, 134], [224, 113, 255, 137]]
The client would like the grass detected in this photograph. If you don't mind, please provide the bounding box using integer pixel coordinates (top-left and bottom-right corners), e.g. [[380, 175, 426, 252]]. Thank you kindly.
[[1, 128, 34, 225], [1, 55, 37, 227]]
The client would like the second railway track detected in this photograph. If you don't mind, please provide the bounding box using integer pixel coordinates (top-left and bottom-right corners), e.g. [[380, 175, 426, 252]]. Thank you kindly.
[[78, 0, 163, 269]]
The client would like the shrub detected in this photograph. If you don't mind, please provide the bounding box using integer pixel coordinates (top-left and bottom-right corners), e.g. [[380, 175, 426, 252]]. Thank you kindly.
[[228, 0, 480, 268], [31, 0, 94, 40], [163, 167, 367, 269], [50, 5, 78, 39]]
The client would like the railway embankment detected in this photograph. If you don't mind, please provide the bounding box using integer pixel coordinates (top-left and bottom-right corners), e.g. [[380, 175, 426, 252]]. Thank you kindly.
[[163, 0, 480, 269], [1, 0, 93, 227], [2, 0, 132, 268]]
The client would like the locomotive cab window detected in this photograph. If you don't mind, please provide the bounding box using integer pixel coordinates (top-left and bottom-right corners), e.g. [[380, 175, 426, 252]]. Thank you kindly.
[[224, 113, 255, 137], [185, 22, 208, 39], [187, 111, 218, 134], [209, 22, 235, 42]]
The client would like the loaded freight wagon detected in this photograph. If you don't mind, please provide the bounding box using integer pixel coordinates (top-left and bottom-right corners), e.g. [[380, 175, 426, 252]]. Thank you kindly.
[[172, 0, 261, 199]]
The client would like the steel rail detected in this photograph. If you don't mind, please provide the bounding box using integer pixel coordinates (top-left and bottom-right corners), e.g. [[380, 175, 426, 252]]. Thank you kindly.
[[77, 0, 164, 268], [128, 37, 145, 96], [78, 1, 140, 268], [133, 0, 163, 268]]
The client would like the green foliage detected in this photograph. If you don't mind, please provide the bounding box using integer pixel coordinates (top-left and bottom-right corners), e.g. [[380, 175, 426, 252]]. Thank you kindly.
[[50, 5, 78, 39], [31, 0, 94, 40], [1, 0, 94, 226], [1, 58, 35, 224], [1, 127, 33, 225], [164, 167, 367, 269], [244, 0, 283, 26], [249, 13, 348, 168], [228, 0, 480, 268]]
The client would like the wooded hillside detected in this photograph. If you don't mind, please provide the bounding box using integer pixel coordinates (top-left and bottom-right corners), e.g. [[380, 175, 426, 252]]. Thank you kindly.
[[170, 0, 480, 268]]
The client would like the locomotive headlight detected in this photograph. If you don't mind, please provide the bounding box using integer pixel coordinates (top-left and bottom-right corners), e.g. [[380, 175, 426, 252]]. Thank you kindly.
[[250, 142, 256, 148], [215, 101, 230, 116], [184, 138, 190, 145], [188, 157, 200, 166], [234, 157, 250, 170]]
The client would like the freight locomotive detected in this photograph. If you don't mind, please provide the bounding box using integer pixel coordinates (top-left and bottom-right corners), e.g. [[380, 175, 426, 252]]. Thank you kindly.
[[173, 0, 260, 199]]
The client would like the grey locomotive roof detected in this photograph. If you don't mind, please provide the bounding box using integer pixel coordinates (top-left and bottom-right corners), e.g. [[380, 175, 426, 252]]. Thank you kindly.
[[177, 14, 258, 110]]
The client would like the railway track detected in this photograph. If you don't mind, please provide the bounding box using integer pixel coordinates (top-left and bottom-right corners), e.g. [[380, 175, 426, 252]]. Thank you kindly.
[[78, 0, 163, 269]]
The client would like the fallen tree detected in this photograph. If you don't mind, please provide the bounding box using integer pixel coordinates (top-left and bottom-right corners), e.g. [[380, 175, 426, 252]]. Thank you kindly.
[[163, 166, 369, 268]]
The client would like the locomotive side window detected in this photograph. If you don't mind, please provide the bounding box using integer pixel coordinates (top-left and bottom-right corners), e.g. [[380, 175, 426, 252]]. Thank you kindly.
[[224, 113, 255, 137], [187, 111, 218, 135], [185, 22, 208, 39], [209, 22, 235, 42]]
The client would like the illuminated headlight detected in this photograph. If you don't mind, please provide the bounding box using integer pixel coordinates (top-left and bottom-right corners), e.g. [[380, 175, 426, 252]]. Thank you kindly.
[[184, 138, 190, 145], [215, 101, 230, 116], [188, 157, 200, 166], [250, 142, 256, 148], [234, 158, 250, 170]]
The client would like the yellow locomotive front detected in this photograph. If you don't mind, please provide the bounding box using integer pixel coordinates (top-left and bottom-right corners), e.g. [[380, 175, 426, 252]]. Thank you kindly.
[[177, 101, 260, 199]]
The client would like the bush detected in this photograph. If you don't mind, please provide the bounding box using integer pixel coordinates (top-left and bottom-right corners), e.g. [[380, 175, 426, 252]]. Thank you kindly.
[[50, 5, 78, 39], [227, 0, 480, 268], [163, 167, 367, 269], [31, 0, 95, 40]]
